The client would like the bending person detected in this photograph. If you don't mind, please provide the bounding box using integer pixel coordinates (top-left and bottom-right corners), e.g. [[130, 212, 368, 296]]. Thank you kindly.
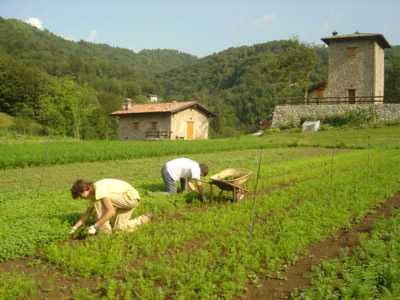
[[161, 157, 208, 197], [70, 178, 150, 235]]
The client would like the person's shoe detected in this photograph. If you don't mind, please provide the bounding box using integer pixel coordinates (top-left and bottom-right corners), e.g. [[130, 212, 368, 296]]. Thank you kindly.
[[142, 214, 152, 223]]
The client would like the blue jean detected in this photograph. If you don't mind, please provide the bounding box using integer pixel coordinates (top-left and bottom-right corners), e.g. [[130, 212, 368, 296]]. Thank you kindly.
[[161, 166, 187, 193]]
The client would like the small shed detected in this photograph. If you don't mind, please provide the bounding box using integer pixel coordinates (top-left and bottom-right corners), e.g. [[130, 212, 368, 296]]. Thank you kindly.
[[111, 100, 214, 140], [307, 81, 327, 100]]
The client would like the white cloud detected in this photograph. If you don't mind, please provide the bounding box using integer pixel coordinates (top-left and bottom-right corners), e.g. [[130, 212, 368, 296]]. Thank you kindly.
[[59, 34, 75, 41], [253, 14, 275, 28], [85, 30, 97, 42], [25, 17, 44, 30]]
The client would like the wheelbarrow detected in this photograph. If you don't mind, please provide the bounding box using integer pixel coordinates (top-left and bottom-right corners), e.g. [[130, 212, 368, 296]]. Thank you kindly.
[[207, 168, 252, 201]]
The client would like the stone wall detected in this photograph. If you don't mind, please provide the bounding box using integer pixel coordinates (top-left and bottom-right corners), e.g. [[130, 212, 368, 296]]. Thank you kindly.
[[271, 103, 400, 128]]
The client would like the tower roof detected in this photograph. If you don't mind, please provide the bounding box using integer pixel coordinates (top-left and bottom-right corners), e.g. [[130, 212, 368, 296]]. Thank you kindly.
[[321, 33, 391, 49]]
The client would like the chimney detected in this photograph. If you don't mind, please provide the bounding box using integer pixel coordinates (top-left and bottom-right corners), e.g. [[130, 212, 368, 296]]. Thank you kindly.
[[123, 98, 133, 110], [148, 94, 158, 103]]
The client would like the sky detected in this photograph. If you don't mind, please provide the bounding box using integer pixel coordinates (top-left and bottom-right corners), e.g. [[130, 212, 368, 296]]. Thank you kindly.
[[1, 0, 399, 57]]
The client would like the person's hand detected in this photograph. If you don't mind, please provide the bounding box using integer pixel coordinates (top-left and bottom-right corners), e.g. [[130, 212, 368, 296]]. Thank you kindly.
[[69, 226, 78, 234], [88, 225, 97, 235], [199, 194, 207, 202]]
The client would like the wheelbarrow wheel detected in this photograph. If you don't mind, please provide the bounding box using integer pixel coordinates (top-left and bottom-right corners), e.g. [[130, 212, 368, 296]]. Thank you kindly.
[[237, 190, 247, 201]]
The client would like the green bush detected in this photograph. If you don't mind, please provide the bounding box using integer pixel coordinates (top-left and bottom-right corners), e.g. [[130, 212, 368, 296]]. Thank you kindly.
[[9, 117, 43, 135], [319, 124, 334, 131], [381, 120, 400, 127], [266, 128, 281, 133], [322, 107, 378, 127]]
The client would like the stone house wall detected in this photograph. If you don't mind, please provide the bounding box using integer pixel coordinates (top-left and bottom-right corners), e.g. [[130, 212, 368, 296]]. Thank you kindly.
[[117, 113, 171, 140], [116, 108, 209, 140], [171, 108, 209, 140]]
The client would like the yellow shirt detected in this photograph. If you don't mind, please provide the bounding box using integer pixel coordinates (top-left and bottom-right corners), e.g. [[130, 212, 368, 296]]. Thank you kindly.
[[94, 179, 140, 202]]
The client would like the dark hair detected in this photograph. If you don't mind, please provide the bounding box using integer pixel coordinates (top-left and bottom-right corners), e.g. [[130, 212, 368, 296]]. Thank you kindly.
[[70, 179, 93, 199], [199, 163, 208, 177]]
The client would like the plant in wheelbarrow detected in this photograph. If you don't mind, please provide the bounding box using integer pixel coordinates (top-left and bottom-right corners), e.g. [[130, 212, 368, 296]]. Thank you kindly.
[[187, 180, 209, 202], [194, 168, 252, 202]]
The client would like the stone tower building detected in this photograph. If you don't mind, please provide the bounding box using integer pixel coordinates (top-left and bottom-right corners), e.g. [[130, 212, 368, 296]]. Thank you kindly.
[[321, 32, 391, 103]]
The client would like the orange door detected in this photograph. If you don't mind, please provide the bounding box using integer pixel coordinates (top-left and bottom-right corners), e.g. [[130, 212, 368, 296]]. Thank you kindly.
[[186, 121, 194, 140]]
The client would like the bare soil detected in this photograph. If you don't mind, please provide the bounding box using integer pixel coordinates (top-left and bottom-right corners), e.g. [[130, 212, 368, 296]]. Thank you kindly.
[[0, 257, 100, 300], [245, 193, 400, 300]]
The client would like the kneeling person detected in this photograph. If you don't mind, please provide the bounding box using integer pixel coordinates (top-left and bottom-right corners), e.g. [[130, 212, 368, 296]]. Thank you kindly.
[[161, 157, 208, 196], [70, 178, 150, 235]]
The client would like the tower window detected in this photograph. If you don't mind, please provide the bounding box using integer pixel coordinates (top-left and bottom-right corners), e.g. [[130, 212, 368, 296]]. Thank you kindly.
[[348, 89, 356, 104], [346, 47, 357, 58]]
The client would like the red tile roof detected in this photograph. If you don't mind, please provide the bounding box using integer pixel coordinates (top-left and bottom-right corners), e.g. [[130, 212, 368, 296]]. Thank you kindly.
[[111, 101, 214, 117]]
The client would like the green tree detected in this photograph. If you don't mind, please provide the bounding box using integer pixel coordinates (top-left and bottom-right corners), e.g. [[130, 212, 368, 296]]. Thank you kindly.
[[38, 77, 98, 138], [385, 47, 400, 102]]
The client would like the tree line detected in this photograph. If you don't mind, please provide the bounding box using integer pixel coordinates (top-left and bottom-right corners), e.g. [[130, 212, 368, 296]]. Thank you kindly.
[[0, 17, 399, 138]]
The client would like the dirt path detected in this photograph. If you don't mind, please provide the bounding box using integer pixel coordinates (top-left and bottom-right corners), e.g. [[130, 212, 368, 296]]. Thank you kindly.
[[245, 193, 400, 300]]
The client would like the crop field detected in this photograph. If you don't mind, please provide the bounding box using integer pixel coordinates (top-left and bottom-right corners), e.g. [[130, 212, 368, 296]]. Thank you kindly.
[[1, 125, 400, 169], [293, 207, 400, 299], [1, 126, 400, 299]]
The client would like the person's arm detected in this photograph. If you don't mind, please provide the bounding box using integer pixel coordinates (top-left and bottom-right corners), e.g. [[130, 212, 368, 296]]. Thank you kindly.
[[73, 205, 94, 229], [191, 165, 205, 199], [193, 179, 206, 200], [94, 197, 114, 228]]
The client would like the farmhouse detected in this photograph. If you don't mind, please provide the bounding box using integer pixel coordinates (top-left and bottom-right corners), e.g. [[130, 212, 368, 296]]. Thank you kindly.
[[111, 99, 214, 140]]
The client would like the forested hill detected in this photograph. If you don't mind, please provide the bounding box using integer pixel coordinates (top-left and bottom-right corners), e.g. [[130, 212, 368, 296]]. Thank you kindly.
[[155, 40, 328, 134], [0, 18, 197, 93]]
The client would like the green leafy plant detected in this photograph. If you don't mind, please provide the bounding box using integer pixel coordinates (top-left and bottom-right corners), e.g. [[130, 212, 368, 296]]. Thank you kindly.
[[322, 107, 378, 128]]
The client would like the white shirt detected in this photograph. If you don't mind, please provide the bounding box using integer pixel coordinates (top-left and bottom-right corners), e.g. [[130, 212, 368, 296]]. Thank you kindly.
[[165, 158, 201, 181]]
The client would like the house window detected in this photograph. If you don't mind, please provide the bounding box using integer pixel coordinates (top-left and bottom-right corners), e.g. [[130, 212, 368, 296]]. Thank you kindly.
[[132, 122, 139, 130], [346, 47, 357, 58], [151, 121, 158, 130]]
